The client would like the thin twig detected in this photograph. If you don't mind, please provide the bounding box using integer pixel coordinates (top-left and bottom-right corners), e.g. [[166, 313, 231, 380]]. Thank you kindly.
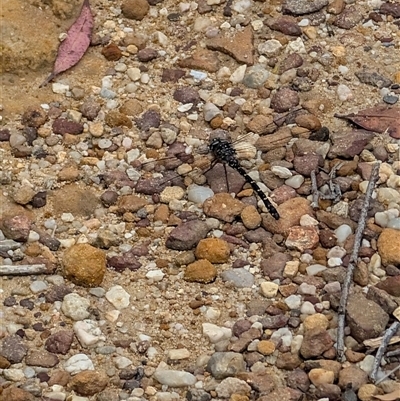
[[0, 264, 48, 275], [370, 320, 400, 383], [336, 162, 380, 361], [311, 170, 319, 209], [364, 335, 400, 349], [375, 363, 400, 385], [386, 348, 400, 357]]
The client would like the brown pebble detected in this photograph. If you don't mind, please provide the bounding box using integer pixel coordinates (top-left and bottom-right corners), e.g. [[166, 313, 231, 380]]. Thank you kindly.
[[195, 238, 230, 263], [257, 340, 276, 355], [294, 114, 322, 131], [117, 194, 147, 213], [206, 25, 254, 65], [241, 205, 261, 230], [105, 111, 133, 128], [184, 259, 217, 283], [21, 106, 47, 128], [203, 193, 246, 223], [69, 370, 109, 396], [0, 387, 36, 401], [102, 43, 122, 61], [120, 99, 144, 116], [246, 114, 274, 135], [121, 0, 149, 20], [178, 48, 220, 73], [62, 243, 106, 287]]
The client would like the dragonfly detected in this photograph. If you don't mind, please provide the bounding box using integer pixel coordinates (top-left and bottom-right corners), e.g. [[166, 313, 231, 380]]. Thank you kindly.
[[132, 129, 280, 219]]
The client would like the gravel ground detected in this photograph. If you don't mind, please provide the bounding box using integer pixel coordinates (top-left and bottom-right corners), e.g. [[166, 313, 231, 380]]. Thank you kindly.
[[1, 0, 400, 400]]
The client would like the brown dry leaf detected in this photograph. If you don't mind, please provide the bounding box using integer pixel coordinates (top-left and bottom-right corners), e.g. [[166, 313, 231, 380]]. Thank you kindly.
[[373, 389, 400, 401], [40, 0, 94, 87], [335, 105, 400, 139]]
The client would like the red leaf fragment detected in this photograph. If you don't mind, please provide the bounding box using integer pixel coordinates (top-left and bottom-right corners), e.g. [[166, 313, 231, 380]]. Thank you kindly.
[[335, 105, 400, 139], [40, 0, 94, 87]]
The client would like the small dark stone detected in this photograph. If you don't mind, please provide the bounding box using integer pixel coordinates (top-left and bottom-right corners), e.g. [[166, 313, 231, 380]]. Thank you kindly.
[[123, 379, 140, 390], [22, 126, 38, 145], [186, 389, 212, 401], [309, 126, 330, 141], [101, 190, 118, 206], [267, 16, 302, 36], [20, 298, 35, 310], [0, 128, 11, 141], [31, 191, 47, 208], [166, 220, 210, 250], [45, 285, 72, 303], [107, 250, 142, 272], [380, 2, 400, 18], [167, 12, 180, 21], [32, 322, 46, 331], [45, 330, 74, 355], [232, 319, 252, 337], [0, 335, 28, 363], [136, 109, 161, 131], [119, 368, 139, 380], [355, 70, 392, 89], [173, 87, 200, 104], [259, 314, 289, 329], [383, 94, 398, 105], [287, 368, 310, 392], [137, 48, 158, 62], [52, 118, 84, 135], [161, 68, 186, 83], [261, 252, 290, 280], [3, 296, 17, 306], [270, 87, 300, 112], [279, 53, 303, 73], [333, 5, 363, 29], [37, 371, 51, 382]]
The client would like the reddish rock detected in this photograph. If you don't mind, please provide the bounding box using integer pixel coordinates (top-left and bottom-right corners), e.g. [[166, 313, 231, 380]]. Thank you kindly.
[[166, 219, 209, 250], [178, 48, 220, 73], [300, 328, 334, 359], [137, 48, 158, 62], [346, 292, 389, 342], [45, 330, 74, 355], [285, 226, 319, 252], [271, 87, 300, 112], [206, 25, 254, 65], [52, 118, 84, 135], [267, 16, 302, 36], [375, 276, 400, 297], [0, 214, 32, 242]]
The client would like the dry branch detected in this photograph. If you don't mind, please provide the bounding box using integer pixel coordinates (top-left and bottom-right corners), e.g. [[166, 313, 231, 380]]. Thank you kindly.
[[336, 162, 380, 361], [370, 320, 400, 383], [0, 264, 48, 275]]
